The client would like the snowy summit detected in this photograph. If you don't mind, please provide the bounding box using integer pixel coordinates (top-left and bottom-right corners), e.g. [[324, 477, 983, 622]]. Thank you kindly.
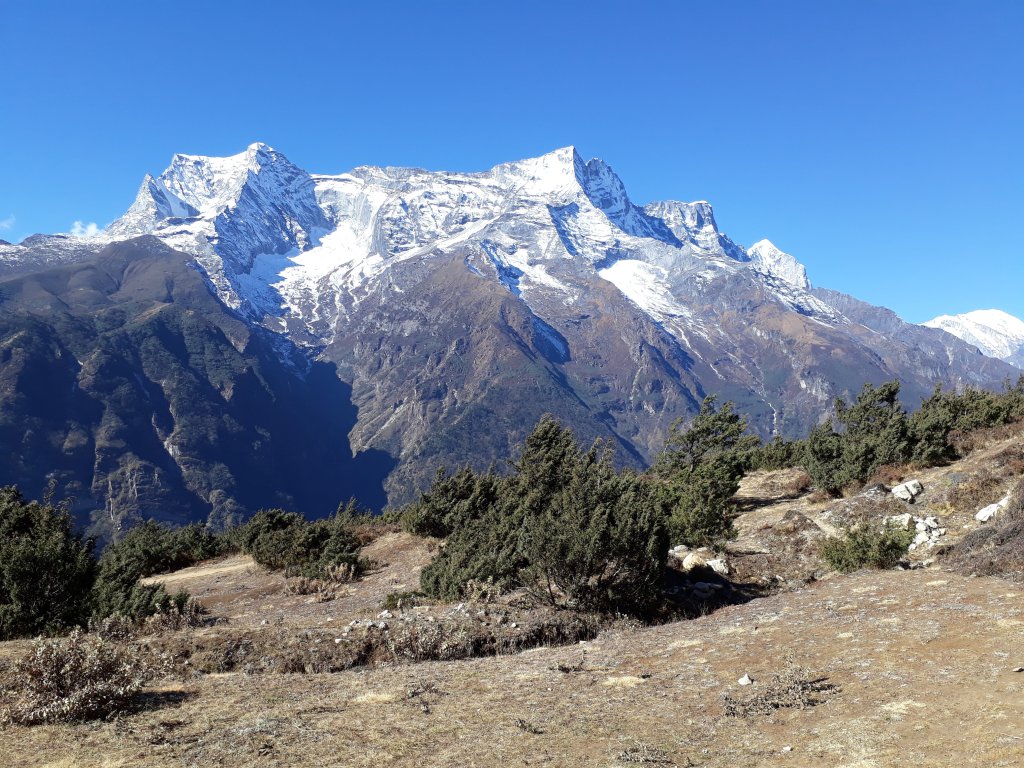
[[923, 309, 1024, 368]]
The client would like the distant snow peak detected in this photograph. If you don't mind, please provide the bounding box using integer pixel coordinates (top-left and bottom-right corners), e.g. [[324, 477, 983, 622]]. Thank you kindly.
[[747, 239, 810, 291], [923, 309, 1024, 365]]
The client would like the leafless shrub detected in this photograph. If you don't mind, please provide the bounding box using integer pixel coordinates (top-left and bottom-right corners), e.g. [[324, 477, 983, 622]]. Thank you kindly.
[[514, 717, 543, 734], [463, 577, 501, 605], [951, 422, 1024, 455], [722, 662, 839, 717], [945, 478, 1024, 581], [867, 464, 906, 488], [943, 469, 1005, 515], [781, 471, 813, 496], [617, 741, 674, 764], [322, 562, 359, 584], [0, 629, 154, 725], [142, 599, 210, 633], [88, 614, 138, 642], [284, 577, 336, 602], [384, 620, 475, 663]]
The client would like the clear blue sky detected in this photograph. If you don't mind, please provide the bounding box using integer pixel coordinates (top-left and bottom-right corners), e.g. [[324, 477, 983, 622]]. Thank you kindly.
[[2, 0, 1022, 323]]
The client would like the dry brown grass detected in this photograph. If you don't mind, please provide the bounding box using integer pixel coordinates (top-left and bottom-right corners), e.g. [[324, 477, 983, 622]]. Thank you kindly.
[[945, 478, 1024, 581], [2, 569, 1022, 767], [942, 468, 1007, 515]]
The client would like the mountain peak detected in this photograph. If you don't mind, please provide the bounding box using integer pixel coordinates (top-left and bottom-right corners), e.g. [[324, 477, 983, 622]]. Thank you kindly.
[[747, 239, 811, 291], [924, 309, 1024, 366], [492, 146, 585, 198]]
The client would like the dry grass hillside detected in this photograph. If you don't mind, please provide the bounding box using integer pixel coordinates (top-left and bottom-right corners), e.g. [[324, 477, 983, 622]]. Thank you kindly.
[[2, 427, 1023, 767]]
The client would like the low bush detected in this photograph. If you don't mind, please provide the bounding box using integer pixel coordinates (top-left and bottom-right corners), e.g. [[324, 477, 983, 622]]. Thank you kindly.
[[401, 468, 506, 539], [382, 590, 424, 611], [1, 629, 152, 725], [238, 509, 364, 581], [655, 396, 759, 546], [943, 469, 1006, 515], [820, 523, 913, 572], [91, 551, 192, 623], [722, 661, 839, 717]]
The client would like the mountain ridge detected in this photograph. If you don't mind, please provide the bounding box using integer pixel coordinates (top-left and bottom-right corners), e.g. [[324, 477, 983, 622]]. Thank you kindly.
[[923, 309, 1024, 368], [0, 144, 1019, 524]]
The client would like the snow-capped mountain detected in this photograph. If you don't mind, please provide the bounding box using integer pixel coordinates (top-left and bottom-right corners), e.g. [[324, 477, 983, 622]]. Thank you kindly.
[[924, 310, 1024, 368], [0, 144, 1017, 522]]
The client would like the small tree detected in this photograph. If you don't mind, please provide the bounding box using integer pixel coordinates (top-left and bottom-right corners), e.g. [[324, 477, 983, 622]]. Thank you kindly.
[[520, 450, 669, 613], [402, 467, 505, 538], [0, 487, 97, 640], [803, 421, 847, 495], [654, 396, 757, 546], [908, 384, 958, 465], [833, 381, 911, 481]]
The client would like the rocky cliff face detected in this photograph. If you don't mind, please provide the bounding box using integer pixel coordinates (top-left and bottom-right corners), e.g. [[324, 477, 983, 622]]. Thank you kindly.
[[1, 145, 1017, 522]]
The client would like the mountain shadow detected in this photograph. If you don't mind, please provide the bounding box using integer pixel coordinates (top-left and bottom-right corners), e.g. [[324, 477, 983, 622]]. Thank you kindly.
[[0, 237, 393, 540]]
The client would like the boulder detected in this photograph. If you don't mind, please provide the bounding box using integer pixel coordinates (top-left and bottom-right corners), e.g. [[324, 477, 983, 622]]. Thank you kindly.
[[707, 558, 730, 577], [892, 480, 924, 502], [887, 513, 914, 530], [976, 501, 1003, 522]]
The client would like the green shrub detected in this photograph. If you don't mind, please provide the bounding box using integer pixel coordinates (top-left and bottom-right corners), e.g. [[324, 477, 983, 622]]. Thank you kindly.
[[744, 436, 807, 471], [98, 520, 227, 582], [0, 487, 97, 640], [90, 560, 190, 623], [420, 417, 669, 614], [805, 382, 911, 495], [401, 467, 506, 538], [1, 628, 152, 725], [520, 465, 669, 612], [238, 509, 363, 581], [820, 523, 913, 573], [654, 396, 757, 546]]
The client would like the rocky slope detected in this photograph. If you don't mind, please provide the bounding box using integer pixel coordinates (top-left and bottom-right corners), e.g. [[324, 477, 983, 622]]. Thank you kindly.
[[0, 144, 1018, 520]]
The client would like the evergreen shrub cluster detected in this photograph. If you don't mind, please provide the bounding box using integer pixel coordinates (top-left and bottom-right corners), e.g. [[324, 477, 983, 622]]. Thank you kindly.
[[410, 417, 670, 614], [804, 379, 1024, 495], [237, 508, 364, 581]]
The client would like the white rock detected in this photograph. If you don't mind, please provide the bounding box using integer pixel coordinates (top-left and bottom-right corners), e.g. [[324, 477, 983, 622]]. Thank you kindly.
[[887, 513, 914, 530], [892, 480, 923, 502], [913, 531, 930, 546], [976, 495, 1010, 522], [707, 558, 730, 576], [682, 552, 708, 571], [915, 521, 928, 532], [738, 674, 753, 686]]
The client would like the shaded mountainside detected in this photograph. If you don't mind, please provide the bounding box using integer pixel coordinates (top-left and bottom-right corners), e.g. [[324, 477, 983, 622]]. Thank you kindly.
[[0, 238, 392, 539], [1, 145, 1020, 520]]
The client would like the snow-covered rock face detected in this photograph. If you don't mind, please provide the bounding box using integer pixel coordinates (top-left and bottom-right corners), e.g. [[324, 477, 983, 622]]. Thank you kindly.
[[65, 144, 837, 340], [923, 309, 1024, 367], [107, 143, 329, 315], [747, 239, 810, 291]]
